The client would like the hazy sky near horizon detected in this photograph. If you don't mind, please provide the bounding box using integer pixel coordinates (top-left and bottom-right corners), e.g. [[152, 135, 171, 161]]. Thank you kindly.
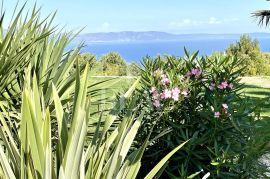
[[4, 0, 270, 34]]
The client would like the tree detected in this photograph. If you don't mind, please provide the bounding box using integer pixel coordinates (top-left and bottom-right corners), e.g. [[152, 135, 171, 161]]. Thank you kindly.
[[79, 53, 96, 68], [252, 0, 270, 27], [100, 52, 127, 76], [72, 53, 96, 73], [225, 35, 269, 75]]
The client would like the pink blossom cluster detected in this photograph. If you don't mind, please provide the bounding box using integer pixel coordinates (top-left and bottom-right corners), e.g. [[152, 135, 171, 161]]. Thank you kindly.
[[153, 69, 171, 86], [185, 68, 202, 78], [214, 103, 229, 119], [209, 81, 233, 91], [150, 87, 188, 108], [160, 76, 170, 86]]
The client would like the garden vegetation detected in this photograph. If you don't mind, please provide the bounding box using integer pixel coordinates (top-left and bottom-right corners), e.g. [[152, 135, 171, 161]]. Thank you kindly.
[[0, 3, 269, 179]]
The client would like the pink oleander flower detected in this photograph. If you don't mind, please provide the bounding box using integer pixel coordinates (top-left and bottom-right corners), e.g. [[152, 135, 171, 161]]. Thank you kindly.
[[209, 83, 215, 90], [152, 91, 159, 99], [217, 85, 223, 89], [218, 81, 228, 89], [209, 86, 214, 90], [153, 100, 161, 107], [214, 112, 221, 118], [191, 68, 198, 75], [191, 68, 202, 78], [222, 103, 228, 109], [171, 87, 180, 101], [185, 68, 202, 78], [150, 87, 157, 93], [181, 90, 188, 97], [160, 78, 170, 86], [221, 81, 228, 88], [228, 83, 233, 89], [160, 89, 172, 99]]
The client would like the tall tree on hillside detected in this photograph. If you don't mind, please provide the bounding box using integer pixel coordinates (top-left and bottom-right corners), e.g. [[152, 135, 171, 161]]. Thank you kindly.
[[252, 0, 270, 26]]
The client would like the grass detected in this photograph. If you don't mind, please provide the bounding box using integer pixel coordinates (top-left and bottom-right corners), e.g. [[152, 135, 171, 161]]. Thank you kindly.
[[241, 76, 270, 117], [89, 76, 136, 121], [241, 77, 270, 158]]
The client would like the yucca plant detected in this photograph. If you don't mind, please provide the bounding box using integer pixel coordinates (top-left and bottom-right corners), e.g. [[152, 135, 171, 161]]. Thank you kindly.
[[0, 64, 187, 179], [0, 4, 52, 103], [0, 3, 107, 110], [0, 3, 113, 148]]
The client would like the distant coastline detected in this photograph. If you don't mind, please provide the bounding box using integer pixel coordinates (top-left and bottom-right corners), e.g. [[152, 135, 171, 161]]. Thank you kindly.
[[72, 31, 270, 43]]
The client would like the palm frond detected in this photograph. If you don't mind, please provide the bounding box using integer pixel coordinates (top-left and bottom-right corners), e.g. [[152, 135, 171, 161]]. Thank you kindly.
[[252, 10, 270, 27]]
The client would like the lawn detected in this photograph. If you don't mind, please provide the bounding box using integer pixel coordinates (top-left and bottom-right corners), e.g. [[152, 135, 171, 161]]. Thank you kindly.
[[241, 76, 270, 117], [240, 77, 270, 158], [89, 76, 136, 121]]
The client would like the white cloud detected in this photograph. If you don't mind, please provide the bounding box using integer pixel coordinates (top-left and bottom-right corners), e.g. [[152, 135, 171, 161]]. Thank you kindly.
[[169, 17, 239, 28], [208, 17, 222, 24], [183, 19, 191, 24], [169, 19, 202, 27]]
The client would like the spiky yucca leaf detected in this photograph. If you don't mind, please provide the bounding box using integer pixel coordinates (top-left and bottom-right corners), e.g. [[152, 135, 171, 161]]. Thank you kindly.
[[0, 64, 188, 179]]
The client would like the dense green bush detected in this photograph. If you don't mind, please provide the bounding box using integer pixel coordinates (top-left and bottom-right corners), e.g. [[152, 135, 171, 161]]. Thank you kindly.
[[136, 51, 268, 178], [99, 52, 127, 76], [225, 35, 270, 76], [72, 53, 96, 72]]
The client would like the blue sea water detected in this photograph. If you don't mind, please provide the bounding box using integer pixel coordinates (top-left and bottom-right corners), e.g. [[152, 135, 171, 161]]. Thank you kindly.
[[78, 38, 270, 63]]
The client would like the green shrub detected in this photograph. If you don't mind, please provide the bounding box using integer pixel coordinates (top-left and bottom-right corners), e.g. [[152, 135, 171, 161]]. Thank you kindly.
[[99, 52, 127, 76], [136, 51, 268, 178], [225, 35, 270, 76], [71, 53, 96, 73]]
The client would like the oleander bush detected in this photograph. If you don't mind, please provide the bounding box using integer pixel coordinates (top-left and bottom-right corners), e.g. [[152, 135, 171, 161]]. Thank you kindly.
[[136, 50, 269, 178]]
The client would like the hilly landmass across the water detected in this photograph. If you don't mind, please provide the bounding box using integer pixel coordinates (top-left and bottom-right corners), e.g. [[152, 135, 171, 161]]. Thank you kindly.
[[73, 31, 270, 43]]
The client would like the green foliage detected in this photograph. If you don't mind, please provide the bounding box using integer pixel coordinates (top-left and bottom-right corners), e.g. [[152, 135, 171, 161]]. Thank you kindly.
[[72, 53, 96, 73], [225, 35, 270, 76], [136, 51, 268, 178], [99, 52, 127, 76], [127, 62, 141, 76], [0, 4, 189, 179], [0, 64, 188, 179], [0, 3, 95, 111], [0, 4, 53, 103]]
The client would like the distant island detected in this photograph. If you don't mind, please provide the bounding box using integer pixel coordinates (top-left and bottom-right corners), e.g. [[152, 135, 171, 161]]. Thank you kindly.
[[73, 31, 270, 43]]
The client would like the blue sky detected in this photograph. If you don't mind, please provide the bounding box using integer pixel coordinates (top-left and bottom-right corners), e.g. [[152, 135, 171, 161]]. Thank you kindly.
[[4, 0, 270, 34]]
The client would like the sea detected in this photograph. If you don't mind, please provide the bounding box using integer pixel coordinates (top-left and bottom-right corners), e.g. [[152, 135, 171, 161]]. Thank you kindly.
[[77, 38, 270, 63]]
